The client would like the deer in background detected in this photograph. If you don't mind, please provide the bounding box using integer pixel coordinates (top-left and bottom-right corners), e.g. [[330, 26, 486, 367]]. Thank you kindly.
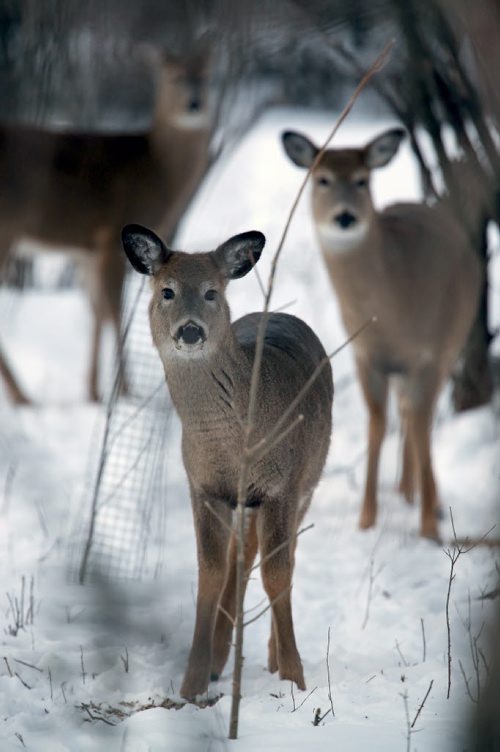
[[0, 44, 213, 403], [121, 223, 333, 699], [282, 127, 480, 541]]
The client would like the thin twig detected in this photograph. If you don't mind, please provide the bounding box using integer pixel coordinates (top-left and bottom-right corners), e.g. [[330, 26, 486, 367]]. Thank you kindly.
[[401, 690, 411, 752], [395, 639, 409, 667], [217, 602, 235, 627], [15, 672, 31, 690], [3, 657, 13, 677], [80, 646, 86, 685], [243, 586, 290, 628], [326, 627, 335, 718], [249, 318, 375, 465], [420, 618, 426, 663], [312, 706, 333, 726], [251, 523, 314, 573], [204, 501, 234, 535], [459, 660, 479, 704], [361, 555, 384, 630], [291, 685, 317, 713], [444, 509, 494, 699], [13, 659, 42, 673], [411, 679, 434, 728]]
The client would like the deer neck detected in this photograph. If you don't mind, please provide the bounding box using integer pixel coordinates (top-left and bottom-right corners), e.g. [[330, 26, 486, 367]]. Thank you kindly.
[[320, 214, 383, 278], [150, 93, 211, 161], [161, 331, 248, 434]]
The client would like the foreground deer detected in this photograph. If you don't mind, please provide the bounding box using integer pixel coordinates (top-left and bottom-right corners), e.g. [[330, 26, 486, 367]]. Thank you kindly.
[[0, 47, 212, 403], [282, 127, 480, 540], [121, 223, 333, 699]]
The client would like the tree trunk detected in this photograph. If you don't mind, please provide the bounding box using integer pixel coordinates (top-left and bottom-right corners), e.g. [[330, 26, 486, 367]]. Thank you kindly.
[[452, 217, 493, 411]]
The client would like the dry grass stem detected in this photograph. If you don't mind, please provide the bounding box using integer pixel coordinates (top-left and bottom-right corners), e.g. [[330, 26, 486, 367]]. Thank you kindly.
[[444, 508, 494, 699], [326, 626, 335, 718], [420, 618, 426, 663], [411, 679, 434, 728]]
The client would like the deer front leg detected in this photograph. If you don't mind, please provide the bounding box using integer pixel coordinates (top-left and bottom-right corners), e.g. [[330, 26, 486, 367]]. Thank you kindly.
[[211, 511, 258, 680], [397, 399, 416, 504], [403, 369, 441, 541], [84, 235, 127, 401], [180, 493, 231, 700], [357, 362, 388, 530], [257, 503, 305, 690]]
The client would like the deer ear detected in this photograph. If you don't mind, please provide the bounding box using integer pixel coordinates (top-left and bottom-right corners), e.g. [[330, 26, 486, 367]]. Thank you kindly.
[[215, 231, 266, 279], [121, 224, 172, 275], [281, 131, 318, 168], [365, 128, 406, 169]]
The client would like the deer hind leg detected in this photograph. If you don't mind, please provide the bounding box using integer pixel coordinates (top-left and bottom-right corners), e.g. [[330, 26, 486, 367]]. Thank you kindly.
[[267, 491, 312, 675], [85, 232, 126, 401], [211, 511, 258, 681], [0, 348, 30, 404], [257, 502, 305, 690], [181, 494, 232, 700], [403, 370, 441, 540], [357, 362, 388, 530], [397, 392, 416, 504], [0, 246, 30, 404]]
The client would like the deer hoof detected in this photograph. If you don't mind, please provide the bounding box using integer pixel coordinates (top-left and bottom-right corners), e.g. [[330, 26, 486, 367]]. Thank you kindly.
[[280, 666, 306, 691], [420, 524, 441, 543], [358, 509, 376, 530]]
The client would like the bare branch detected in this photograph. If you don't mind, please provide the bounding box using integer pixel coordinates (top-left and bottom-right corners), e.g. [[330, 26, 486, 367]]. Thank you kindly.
[[420, 618, 426, 663], [326, 626, 335, 718], [204, 501, 234, 535], [243, 585, 290, 628], [228, 41, 394, 740], [459, 660, 479, 705], [411, 679, 434, 728], [291, 685, 317, 713], [401, 690, 411, 752], [251, 523, 314, 573], [395, 640, 409, 668], [250, 317, 375, 465]]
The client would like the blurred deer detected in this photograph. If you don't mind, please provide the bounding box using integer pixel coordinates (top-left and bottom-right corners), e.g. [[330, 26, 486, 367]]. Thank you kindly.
[[0, 45, 212, 403], [121, 223, 333, 699], [282, 127, 480, 540]]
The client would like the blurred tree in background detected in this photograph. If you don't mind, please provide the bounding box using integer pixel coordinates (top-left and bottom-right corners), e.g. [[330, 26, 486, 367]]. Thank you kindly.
[[0, 0, 498, 410]]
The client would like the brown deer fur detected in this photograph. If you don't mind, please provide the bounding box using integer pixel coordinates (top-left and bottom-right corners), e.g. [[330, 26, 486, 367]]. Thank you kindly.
[[282, 127, 480, 540], [0, 50, 212, 402], [121, 223, 333, 699]]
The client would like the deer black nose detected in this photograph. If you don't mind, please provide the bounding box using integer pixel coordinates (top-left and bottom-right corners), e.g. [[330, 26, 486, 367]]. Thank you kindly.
[[188, 98, 201, 113], [334, 211, 357, 229], [176, 321, 206, 345]]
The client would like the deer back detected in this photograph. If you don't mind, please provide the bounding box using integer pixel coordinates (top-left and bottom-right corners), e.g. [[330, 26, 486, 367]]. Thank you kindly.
[[0, 48, 213, 259]]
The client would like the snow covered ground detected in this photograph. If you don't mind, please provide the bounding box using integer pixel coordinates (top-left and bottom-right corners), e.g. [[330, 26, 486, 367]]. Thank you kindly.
[[1, 107, 499, 751]]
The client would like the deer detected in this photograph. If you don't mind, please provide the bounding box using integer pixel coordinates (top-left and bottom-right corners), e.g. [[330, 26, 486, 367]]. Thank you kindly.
[[281, 127, 480, 541], [121, 223, 333, 700], [0, 45, 213, 403]]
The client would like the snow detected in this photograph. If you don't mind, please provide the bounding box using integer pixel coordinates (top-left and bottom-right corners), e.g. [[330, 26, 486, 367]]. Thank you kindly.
[[1, 107, 499, 751]]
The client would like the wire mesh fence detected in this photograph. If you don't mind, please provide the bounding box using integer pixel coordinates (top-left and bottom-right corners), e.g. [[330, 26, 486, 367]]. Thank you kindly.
[[70, 271, 174, 583]]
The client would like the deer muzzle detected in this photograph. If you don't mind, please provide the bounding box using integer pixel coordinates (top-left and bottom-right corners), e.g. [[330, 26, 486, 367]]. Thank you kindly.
[[334, 210, 358, 229], [174, 321, 207, 348]]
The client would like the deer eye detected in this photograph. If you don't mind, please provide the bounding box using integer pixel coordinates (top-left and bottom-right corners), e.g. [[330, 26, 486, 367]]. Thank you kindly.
[[355, 177, 368, 188], [316, 176, 331, 187], [204, 289, 218, 301], [162, 288, 175, 300]]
